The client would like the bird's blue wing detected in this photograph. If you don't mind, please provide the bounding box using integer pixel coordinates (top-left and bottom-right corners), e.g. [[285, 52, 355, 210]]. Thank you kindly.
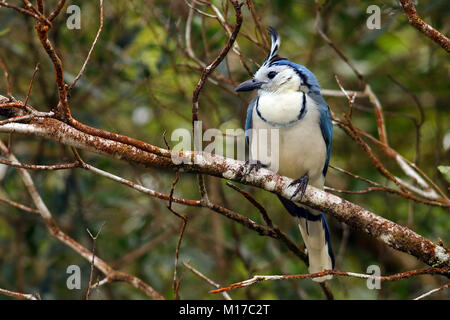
[[245, 97, 258, 145], [318, 100, 333, 177], [308, 91, 332, 177]]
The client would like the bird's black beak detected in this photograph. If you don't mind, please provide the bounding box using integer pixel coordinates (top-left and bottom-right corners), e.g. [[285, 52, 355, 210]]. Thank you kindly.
[[235, 78, 264, 92]]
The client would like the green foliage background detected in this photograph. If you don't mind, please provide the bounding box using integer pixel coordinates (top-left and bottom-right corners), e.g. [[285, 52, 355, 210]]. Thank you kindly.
[[0, 0, 448, 299]]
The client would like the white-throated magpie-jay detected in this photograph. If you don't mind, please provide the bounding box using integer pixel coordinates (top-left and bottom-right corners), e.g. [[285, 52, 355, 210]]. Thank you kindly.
[[235, 27, 334, 282]]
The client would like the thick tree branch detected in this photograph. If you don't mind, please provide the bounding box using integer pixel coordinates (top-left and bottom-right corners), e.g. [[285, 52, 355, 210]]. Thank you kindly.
[[0, 97, 448, 270]]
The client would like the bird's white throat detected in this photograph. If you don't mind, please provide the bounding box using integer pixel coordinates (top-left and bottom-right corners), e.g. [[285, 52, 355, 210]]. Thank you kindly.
[[257, 91, 306, 124]]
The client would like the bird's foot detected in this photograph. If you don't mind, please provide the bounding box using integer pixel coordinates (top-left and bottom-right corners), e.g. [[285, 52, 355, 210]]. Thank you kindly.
[[289, 174, 309, 201], [245, 160, 266, 175]]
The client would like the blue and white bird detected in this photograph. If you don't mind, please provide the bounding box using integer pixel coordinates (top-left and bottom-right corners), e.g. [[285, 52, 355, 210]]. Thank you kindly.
[[235, 27, 334, 282]]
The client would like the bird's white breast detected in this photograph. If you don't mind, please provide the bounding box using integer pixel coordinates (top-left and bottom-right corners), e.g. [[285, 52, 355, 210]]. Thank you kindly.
[[256, 91, 303, 123], [250, 93, 326, 188]]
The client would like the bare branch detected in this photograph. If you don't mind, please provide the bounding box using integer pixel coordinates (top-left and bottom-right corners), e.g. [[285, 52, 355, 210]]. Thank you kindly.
[[0, 1, 51, 26], [226, 181, 273, 227], [0, 112, 447, 269], [399, 0, 450, 53], [0, 157, 80, 170], [0, 287, 38, 300], [183, 0, 217, 18], [85, 222, 105, 300], [0, 196, 40, 214], [48, 0, 66, 21], [0, 56, 12, 100], [414, 283, 450, 300], [211, 267, 449, 294], [68, 0, 104, 91], [183, 262, 232, 300]]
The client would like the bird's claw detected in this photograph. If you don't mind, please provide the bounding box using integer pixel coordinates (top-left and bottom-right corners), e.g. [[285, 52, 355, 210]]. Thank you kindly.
[[245, 160, 266, 175], [289, 174, 309, 201]]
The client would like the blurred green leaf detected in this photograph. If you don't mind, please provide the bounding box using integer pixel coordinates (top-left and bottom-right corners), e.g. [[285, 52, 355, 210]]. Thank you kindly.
[[438, 166, 450, 183], [0, 28, 10, 37]]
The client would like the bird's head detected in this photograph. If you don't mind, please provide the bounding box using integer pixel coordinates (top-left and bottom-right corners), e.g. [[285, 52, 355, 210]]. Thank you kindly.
[[235, 27, 321, 95]]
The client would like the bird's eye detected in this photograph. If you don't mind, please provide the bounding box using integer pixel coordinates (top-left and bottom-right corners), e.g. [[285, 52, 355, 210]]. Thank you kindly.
[[267, 71, 277, 79]]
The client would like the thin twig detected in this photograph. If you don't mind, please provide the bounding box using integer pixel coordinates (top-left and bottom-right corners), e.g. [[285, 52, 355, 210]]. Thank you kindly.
[[183, 262, 232, 300], [0, 1, 51, 26], [48, 0, 66, 21], [334, 75, 356, 118], [210, 267, 449, 294], [34, 14, 70, 119], [414, 283, 449, 300], [0, 287, 38, 300], [314, 1, 364, 82], [69, 0, 104, 91], [167, 172, 188, 300], [0, 196, 40, 214], [321, 89, 366, 98], [112, 230, 175, 268], [36, 0, 43, 13], [0, 157, 80, 170], [23, 63, 40, 108], [184, 0, 217, 18], [184, 1, 196, 61], [85, 222, 105, 300], [226, 181, 273, 227], [0, 56, 12, 100]]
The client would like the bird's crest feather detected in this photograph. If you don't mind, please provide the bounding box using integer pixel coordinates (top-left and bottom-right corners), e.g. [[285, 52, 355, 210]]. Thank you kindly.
[[263, 27, 286, 67]]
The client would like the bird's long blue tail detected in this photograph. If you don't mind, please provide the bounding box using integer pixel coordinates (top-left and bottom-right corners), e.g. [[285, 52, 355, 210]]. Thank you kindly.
[[278, 196, 335, 282]]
